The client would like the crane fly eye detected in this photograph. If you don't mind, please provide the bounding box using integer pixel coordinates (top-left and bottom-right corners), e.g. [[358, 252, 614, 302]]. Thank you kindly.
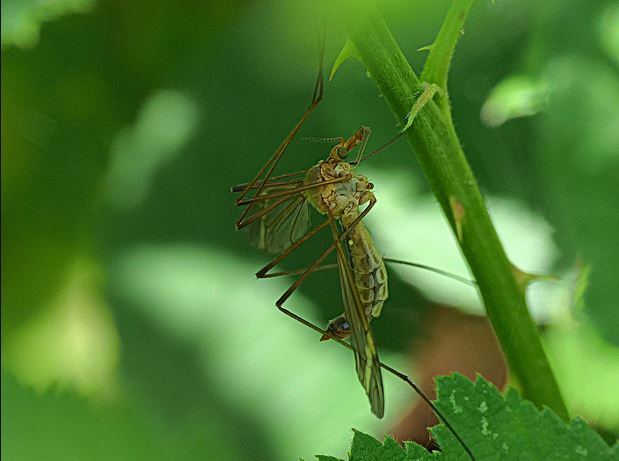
[[336, 146, 348, 159]]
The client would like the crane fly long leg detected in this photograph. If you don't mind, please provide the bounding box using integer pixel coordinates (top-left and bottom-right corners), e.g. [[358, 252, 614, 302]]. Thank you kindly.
[[235, 40, 324, 224], [237, 192, 298, 230], [353, 127, 372, 164], [235, 177, 324, 231], [263, 260, 475, 286], [352, 131, 405, 165], [237, 176, 346, 206], [354, 82, 440, 165], [274, 195, 377, 306], [260, 201, 377, 368], [230, 170, 307, 193], [383, 257, 477, 286], [376, 363, 476, 461], [260, 263, 338, 279], [360, 133, 404, 164], [236, 70, 322, 204], [235, 175, 349, 231], [255, 220, 330, 278]]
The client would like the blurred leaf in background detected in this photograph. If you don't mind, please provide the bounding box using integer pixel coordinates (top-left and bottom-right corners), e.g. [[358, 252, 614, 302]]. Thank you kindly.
[[2, 0, 618, 460], [1, 0, 94, 49]]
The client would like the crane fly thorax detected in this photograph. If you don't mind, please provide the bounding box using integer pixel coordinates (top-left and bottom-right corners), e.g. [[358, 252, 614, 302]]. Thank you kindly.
[[304, 160, 374, 217]]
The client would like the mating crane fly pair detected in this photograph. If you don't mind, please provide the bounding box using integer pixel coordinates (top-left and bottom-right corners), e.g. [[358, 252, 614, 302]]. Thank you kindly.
[[232, 50, 476, 460]]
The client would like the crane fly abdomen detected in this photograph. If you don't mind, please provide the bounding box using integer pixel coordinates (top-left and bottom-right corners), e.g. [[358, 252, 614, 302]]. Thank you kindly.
[[343, 214, 388, 319]]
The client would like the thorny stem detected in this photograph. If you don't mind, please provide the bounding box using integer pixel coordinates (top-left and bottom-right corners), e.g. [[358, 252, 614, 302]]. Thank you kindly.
[[336, 0, 569, 420]]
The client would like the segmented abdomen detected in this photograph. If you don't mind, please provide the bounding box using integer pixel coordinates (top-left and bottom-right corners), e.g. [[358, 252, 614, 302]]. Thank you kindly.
[[343, 214, 388, 319]]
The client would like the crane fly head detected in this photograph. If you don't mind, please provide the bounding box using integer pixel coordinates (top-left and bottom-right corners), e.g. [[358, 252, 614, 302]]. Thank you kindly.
[[320, 315, 351, 341], [328, 126, 372, 163]]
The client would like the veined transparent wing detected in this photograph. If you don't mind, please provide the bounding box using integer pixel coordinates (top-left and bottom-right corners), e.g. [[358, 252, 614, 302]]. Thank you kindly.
[[247, 186, 311, 254], [329, 214, 385, 418]]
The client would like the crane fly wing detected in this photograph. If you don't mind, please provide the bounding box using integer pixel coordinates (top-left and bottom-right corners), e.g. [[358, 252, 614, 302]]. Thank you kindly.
[[330, 214, 385, 418], [246, 186, 311, 254]]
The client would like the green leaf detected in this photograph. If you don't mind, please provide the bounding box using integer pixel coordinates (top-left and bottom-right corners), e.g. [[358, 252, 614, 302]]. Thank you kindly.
[[480, 75, 549, 127], [314, 374, 617, 461], [350, 431, 406, 461], [420, 0, 474, 92], [1, 0, 94, 49], [330, 38, 360, 81]]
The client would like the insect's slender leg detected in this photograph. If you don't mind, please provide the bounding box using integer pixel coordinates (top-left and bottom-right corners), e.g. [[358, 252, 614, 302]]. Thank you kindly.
[[355, 131, 405, 165], [236, 176, 348, 230], [237, 193, 299, 230], [383, 257, 476, 287], [355, 83, 441, 166], [260, 201, 378, 344], [260, 263, 338, 279], [353, 128, 372, 164], [254, 169, 307, 183], [231, 176, 304, 193], [269, 204, 377, 339], [235, 41, 325, 223], [274, 301, 331, 337], [274, 198, 377, 304], [377, 362, 476, 461], [237, 177, 345, 206], [235, 92, 320, 227], [236, 69, 322, 203], [265, 259, 476, 285], [256, 220, 330, 278]]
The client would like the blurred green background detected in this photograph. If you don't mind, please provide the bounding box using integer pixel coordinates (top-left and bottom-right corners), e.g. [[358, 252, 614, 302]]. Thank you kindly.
[[2, 0, 618, 459]]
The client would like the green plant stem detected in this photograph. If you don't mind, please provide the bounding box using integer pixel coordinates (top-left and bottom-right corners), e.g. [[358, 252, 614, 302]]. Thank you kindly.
[[421, 0, 471, 89], [338, 1, 569, 420], [421, 0, 473, 118]]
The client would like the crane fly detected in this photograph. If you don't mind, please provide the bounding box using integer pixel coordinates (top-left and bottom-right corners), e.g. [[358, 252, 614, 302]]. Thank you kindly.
[[232, 46, 476, 461], [236, 121, 387, 415]]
